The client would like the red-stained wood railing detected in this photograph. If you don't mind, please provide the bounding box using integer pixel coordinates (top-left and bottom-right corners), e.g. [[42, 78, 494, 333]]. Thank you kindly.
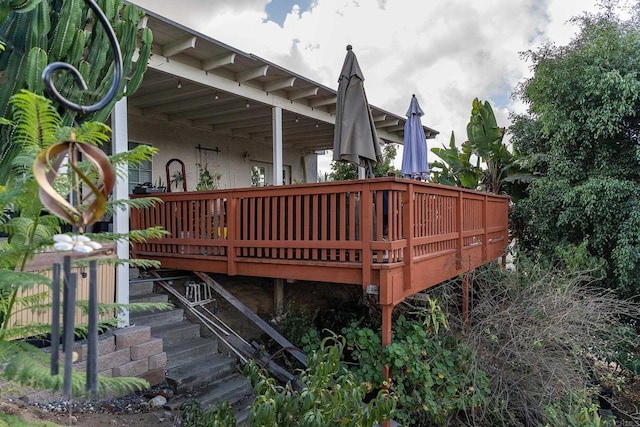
[[131, 177, 509, 305]]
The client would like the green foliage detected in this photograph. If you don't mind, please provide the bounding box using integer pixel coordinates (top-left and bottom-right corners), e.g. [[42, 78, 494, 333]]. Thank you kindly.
[[431, 99, 531, 200], [180, 400, 237, 427], [542, 400, 612, 427], [273, 302, 319, 353], [0, 410, 61, 426], [245, 335, 395, 426], [329, 143, 398, 181], [179, 336, 395, 426], [430, 130, 482, 189], [196, 163, 220, 191], [343, 301, 489, 426], [510, 4, 640, 296], [0, 0, 153, 183]]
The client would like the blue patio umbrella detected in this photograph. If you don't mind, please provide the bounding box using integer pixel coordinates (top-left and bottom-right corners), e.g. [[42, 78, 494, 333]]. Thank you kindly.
[[401, 94, 429, 180], [333, 45, 382, 178]]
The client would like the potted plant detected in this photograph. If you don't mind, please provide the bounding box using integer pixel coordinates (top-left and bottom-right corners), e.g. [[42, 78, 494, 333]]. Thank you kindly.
[[196, 163, 221, 190]]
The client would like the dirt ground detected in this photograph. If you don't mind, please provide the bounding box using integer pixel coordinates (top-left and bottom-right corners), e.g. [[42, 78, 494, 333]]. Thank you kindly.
[[0, 398, 174, 426]]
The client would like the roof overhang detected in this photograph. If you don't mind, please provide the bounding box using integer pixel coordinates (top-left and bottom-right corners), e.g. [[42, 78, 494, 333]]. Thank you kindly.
[[128, 7, 439, 152]]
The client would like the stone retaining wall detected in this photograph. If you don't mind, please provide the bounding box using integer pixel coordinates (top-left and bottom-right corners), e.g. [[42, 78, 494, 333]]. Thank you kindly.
[[73, 325, 166, 386]]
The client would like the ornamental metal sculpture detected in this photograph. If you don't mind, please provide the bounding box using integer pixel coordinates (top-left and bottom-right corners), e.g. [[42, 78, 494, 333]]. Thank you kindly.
[[33, 0, 121, 397]]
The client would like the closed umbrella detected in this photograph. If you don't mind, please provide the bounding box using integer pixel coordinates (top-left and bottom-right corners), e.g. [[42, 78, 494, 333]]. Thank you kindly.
[[401, 94, 429, 180], [333, 45, 382, 178]]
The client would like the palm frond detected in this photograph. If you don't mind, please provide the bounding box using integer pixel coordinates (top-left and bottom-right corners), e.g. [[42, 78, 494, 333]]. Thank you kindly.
[[0, 270, 50, 292], [9, 90, 61, 151], [74, 121, 112, 146], [110, 144, 158, 181], [1, 322, 52, 341], [110, 196, 162, 211]]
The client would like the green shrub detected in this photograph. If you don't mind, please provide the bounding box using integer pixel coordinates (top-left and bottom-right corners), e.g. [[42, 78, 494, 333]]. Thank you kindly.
[[343, 299, 489, 426], [246, 335, 395, 426]]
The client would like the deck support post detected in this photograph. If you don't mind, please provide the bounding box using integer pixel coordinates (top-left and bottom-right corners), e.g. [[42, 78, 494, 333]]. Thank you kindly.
[[462, 273, 469, 330], [381, 303, 393, 427], [274, 278, 284, 316], [381, 303, 393, 380]]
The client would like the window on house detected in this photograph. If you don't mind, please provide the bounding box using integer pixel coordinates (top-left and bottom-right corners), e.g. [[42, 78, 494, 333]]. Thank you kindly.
[[251, 165, 267, 187], [101, 140, 154, 193], [250, 162, 291, 186], [128, 142, 153, 193]]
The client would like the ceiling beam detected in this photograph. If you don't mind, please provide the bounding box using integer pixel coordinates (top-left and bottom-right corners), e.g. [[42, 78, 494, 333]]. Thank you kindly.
[[309, 96, 336, 108], [145, 53, 336, 124], [373, 114, 387, 122], [376, 119, 400, 128], [288, 86, 319, 101], [263, 77, 296, 93], [161, 36, 197, 58], [196, 109, 272, 127], [169, 99, 253, 121], [236, 65, 269, 82], [213, 116, 273, 131], [142, 92, 224, 115], [386, 125, 405, 132], [201, 52, 236, 71], [129, 86, 211, 108]]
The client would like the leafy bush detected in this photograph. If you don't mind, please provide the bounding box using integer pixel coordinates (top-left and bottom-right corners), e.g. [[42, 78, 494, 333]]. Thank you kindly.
[[180, 335, 396, 426], [343, 299, 489, 426], [246, 335, 395, 426]]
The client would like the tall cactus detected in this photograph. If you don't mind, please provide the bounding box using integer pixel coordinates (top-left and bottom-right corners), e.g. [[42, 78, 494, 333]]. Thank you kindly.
[[0, 0, 153, 182]]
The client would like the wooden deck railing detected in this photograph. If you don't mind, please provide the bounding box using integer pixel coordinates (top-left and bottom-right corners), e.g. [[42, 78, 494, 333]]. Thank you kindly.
[[131, 177, 509, 305]]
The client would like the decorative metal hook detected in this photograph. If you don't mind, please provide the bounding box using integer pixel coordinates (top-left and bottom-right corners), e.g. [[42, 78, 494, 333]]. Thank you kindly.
[[42, 0, 123, 114]]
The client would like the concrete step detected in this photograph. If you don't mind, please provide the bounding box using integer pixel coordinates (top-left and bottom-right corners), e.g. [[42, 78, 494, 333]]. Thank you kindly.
[[130, 308, 184, 329], [234, 396, 252, 427], [197, 374, 253, 411], [151, 320, 201, 347], [166, 353, 237, 393], [129, 280, 154, 296], [164, 337, 218, 370], [130, 293, 169, 304], [164, 373, 253, 412]]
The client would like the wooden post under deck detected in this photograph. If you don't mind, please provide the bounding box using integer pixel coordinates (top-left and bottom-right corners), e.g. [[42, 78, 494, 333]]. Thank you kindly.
[[381, 303, 393, 427], [462, 274, 469, 329], [274, 278, 284, 316]]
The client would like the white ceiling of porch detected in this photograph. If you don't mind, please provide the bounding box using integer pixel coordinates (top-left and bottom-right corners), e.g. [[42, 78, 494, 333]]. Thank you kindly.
[[128, 9, 439, 152]]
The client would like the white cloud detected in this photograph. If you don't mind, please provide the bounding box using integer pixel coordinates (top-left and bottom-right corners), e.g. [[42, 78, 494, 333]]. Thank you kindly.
[[130, 0, 602, 173]]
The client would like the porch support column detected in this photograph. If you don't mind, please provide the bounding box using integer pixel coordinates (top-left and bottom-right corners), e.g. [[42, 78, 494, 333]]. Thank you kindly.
[[112, 97, 130, 327], [272, 106, 283, 186]]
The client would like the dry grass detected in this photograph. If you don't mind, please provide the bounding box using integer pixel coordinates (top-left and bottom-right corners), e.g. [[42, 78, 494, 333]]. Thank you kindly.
[[460, 261, 640, 426]]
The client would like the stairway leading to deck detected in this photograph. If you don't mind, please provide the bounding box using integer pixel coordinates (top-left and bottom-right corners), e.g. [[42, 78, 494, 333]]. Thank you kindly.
[[128, 270, 253, 422]]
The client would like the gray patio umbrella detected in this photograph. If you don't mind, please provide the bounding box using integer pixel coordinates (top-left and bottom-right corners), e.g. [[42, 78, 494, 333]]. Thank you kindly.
[[401, 94, 429, 180], [333, 45, 382, 178]]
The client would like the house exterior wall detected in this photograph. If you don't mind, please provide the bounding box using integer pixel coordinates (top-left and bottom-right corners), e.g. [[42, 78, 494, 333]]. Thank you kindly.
[[127, 114, 315, 190]]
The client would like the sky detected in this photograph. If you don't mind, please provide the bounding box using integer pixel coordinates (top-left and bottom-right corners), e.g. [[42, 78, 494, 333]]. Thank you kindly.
[[129, 0, 605, 174]]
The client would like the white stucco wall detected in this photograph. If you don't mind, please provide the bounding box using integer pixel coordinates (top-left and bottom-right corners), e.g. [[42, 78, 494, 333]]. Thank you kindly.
[[127, 115, 315, 190]]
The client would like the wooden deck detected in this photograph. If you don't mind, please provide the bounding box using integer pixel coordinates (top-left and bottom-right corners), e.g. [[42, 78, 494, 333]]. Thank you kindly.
[[131, 177, 509, 307]]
